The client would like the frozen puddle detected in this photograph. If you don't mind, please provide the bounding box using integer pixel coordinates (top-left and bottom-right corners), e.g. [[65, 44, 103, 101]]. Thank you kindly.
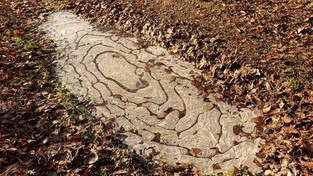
[[41, 12, 263, 174]]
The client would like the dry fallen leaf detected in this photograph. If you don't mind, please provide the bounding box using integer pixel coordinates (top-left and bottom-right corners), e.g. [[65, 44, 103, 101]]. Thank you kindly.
[[253, 158, 263, 167], [282, 126, 298, 134], [262, 106, 272, 113], [71, 135, 82, 140], [88, 149, 99, 164], [282, 116, 292, 123], [300, 160, 313, 168], [198, 57, 208, 69], [171, 162, 189, 172], [212, 163, 221, 170], [192, 148, 202, 156]]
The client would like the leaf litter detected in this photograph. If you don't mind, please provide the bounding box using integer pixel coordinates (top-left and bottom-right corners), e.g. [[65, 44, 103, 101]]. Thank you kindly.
[[1, 0, 312, 175], [61, 0, 312, 175], [0, 0, 198, 175]]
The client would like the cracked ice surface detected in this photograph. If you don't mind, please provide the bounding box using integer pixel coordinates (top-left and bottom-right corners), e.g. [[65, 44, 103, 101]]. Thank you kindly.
[[41, 12, 263, 174]]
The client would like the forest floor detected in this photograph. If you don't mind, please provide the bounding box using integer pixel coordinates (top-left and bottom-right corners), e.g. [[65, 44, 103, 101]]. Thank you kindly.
[[0, 0, 312, 175]]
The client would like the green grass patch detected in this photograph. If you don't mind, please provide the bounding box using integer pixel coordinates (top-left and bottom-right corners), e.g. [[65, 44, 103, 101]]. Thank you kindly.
[[12, 36, 23, 42], [56, 84, 92, 123], [23, 41, 36, 50], [197, 0, 221, 13]]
